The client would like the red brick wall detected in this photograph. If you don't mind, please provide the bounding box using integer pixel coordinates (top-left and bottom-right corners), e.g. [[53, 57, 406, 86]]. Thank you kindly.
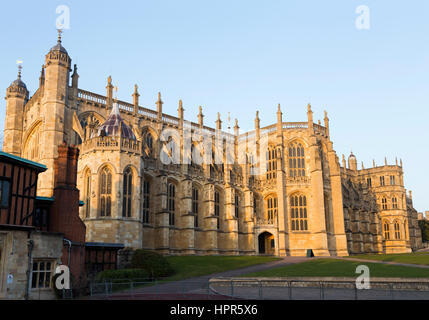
[[49, 143, 87, 287]]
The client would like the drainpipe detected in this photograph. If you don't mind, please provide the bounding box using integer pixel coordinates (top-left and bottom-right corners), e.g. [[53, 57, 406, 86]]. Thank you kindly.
[[63, 238, 72, 268], [25, 239, 34, 300]]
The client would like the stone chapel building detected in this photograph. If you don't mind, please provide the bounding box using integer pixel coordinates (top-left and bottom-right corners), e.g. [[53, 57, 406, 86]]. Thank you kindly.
[[3, 33, 422, 257]]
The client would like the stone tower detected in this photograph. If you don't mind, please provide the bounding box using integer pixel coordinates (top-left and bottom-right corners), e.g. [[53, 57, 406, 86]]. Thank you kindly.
[[3, 65, 29, 156], [38, 31, 72, 197]]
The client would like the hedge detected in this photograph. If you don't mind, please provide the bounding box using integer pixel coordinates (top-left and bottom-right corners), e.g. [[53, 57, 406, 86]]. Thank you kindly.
[[131, 250, 175, 278]]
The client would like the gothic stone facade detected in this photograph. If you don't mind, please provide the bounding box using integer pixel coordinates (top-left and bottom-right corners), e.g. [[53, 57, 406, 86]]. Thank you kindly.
[[3, 35, 422, 256]]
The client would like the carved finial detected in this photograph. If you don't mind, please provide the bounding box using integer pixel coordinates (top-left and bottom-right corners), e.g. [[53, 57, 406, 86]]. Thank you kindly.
[[158, 92, 162, 101], [256, 110, 259, 118], [227, 112, 231, 131], [134, 84, 138, 94], [179, 99, 183, 110], [114, 86, 118, 100], [373, 159, 376, 167], [307, 103, 312, 112], [324, 110, 328, 119], [385, 157, 388, 166], [277, 104, 281, 113], [198, 106, 204, 126], [108, 75, 112, 85]]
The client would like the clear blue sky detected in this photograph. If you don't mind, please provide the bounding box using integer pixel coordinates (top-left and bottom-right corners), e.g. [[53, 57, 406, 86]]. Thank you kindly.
[[0, 1, 428, 211]]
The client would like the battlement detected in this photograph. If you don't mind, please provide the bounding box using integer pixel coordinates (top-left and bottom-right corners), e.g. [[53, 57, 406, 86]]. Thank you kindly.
[[77, 89, 329, 141]]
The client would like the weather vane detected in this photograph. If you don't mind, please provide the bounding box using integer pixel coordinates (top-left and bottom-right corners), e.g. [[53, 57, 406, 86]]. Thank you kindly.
[[16, 60, 23, 78], [57, 28, 63, 43]]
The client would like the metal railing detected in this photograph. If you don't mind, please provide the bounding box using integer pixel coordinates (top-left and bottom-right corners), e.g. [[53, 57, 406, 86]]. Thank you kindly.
[[209, 278, 429, 300], [88, 279, 233, 300]]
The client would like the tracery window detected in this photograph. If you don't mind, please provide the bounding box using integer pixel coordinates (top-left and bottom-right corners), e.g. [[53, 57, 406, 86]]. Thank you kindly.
[[99, 167, 112, 217], [266, 196, 278, 225], [394, 221, 401, 240], [392, 197, 398, 209], [380, 176, 385, 186], [290, 194, 308, 231], [23, 125, 41, 161], [382, 198, 388, 210], [143, 132, 154, 158], [266, 146, 277, 180], [383, 221, 390, 240], [122, 168, 133, 218], [289, 143, 306, 178], [367, 178, 372, 187]]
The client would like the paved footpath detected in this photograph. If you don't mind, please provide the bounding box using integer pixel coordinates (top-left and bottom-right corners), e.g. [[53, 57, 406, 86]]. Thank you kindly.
[[88, 256, 429, 300], [133, 257, 310, 294], [87, 257, 309, 299]]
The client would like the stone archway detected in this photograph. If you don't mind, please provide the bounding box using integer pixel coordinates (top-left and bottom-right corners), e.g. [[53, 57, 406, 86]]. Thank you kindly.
[[258, 232, 275, 255]]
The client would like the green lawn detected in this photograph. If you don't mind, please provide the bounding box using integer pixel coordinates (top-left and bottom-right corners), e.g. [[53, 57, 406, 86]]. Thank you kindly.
[[346, 253, 429, 266], [241, 259, 429, 278], [163, 256, 280, 281]]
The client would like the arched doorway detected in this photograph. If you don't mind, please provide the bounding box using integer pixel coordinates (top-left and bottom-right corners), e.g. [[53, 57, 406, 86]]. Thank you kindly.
[[258, 232, 275, 255]]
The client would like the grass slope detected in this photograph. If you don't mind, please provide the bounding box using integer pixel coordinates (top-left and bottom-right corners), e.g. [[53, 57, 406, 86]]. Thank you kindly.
[[241, 259, 429, 278], [346, 253, 429, 266], [164, 256, 280, 281]]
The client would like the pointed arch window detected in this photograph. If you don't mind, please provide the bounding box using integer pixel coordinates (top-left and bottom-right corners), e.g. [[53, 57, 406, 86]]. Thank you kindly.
[[84, 171, 91, 218], [122, 168, 133, 218], [100, 167, 112, 217], [289, 143, 306, 177], [23, 124, 41, 161], [367, 178, 372, 187], [266, 146, 277, 180], [144, 133, 154, 158], [392, 197, 398, 209], [266, 196, 278, 225], [192, 187, 199, 228], [290, 194, 308, 231], [394, 221, 401, 240], [143, 179, 150, 224], [215, 190, 220, 230], [383, 221, 390, 240], [168, 183, 176, 226], [234, 194, 239, 219]]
